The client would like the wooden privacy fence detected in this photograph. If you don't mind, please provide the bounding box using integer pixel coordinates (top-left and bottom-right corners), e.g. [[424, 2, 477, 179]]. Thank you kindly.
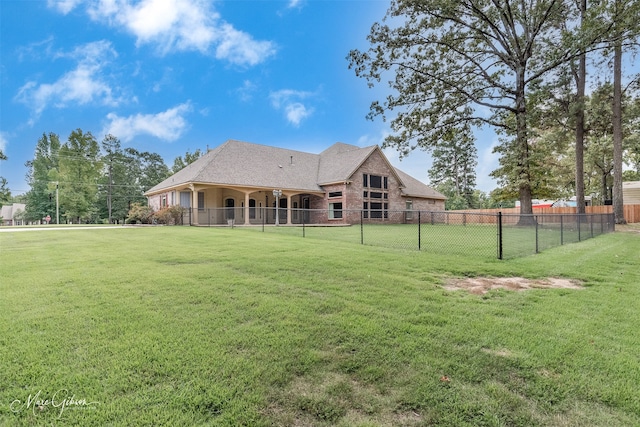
[[452, 205, 640, 223]]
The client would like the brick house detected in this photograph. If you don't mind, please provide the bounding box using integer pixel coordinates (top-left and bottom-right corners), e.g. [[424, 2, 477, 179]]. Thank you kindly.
[[0, 203, 26, 226], [144, 140, 445, 225]]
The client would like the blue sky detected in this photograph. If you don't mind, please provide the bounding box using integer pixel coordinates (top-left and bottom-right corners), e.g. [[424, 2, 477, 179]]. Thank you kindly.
[[0, 0, 501, 196]]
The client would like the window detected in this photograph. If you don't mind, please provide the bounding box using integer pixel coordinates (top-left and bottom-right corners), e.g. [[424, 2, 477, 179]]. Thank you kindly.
[[329, 202, 343, 219], [249, 199, 256, 219], [161, 194, 167, 207], [405, 201, 413, 220], [362, 174, 389, 219], [370, 202, 383, 218], [180, 192, 191, 208], [198, 192, 205, 210], [328, 191, 342, 198]]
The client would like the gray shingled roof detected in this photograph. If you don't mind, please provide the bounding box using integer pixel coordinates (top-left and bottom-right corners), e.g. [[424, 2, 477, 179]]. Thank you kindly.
[[146, 140, 323, 193], [146, 140, 445, 200], [394, 168, 447, 200]]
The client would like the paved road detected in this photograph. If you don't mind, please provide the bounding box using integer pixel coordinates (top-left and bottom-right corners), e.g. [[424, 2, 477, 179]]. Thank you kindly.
[[0, 226, 138, 232]]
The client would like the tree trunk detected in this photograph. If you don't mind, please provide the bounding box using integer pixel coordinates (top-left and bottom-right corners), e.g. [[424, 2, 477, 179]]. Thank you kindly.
[[575, 0, 587, 214], [516, 67, 533, 223], [612, 1, 626, 223]]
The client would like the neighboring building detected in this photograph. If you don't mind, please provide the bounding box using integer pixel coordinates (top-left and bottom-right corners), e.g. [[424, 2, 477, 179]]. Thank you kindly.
[[0, 203, 26, 226], [144, 140, 446, 225], [515, 197, 592, 209], [623, 181, 640, 205]]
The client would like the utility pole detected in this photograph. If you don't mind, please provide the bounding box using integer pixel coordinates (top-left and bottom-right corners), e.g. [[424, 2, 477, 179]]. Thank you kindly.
[[56, 182, 59, 225], [107, 158, 113, 223]]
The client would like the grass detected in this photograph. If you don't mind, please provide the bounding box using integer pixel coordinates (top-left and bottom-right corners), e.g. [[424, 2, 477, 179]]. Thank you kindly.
[[1, 226, 639, 426]]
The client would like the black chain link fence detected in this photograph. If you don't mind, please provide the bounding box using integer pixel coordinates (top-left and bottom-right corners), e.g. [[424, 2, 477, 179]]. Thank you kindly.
[[179, 208, 615, 259]]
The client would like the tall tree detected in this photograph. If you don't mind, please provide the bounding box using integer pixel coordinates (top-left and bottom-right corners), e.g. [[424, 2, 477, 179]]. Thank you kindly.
[[574, 0, 588, 214], [128, 149, 170, 193], [428, 125, 477, 208], [348, 0, 612, 216], [57, 129, 101, 223], [124, 148, 170, 208], [24, 133, 61, 222], [98, 134, 132, 223], [609, 0, 640, 223], [171, 148, 203, 174]]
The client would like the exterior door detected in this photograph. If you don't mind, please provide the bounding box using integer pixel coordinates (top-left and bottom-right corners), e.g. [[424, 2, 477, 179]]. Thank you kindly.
[[225, 198, 235, 220], [302, 197, 310, 223]]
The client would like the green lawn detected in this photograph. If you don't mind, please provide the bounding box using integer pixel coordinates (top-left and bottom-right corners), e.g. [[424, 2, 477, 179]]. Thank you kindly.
[[1, 227, 639, 426]]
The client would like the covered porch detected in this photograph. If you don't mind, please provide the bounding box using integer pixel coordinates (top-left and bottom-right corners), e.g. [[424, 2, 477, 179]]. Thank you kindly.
[[176, 184, 324, 226]]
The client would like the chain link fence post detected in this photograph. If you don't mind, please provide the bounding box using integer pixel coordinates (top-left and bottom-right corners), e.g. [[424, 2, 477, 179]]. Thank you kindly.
[[497, 212, 503, 260], [535, 215, 539, 254], [418, 210, 421, 251], [360, 210, 364, 245]]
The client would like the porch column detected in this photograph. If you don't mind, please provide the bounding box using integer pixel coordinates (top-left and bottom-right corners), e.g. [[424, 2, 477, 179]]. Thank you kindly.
[[286, 194, 292, 225], [244, 192, 251, 225], [190, 186, 199, 225]]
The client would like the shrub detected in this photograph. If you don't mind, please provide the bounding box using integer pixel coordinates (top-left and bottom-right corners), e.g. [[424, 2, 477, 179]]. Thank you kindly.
[[126, 203, 154, 224], [153, 205, 186, 225]]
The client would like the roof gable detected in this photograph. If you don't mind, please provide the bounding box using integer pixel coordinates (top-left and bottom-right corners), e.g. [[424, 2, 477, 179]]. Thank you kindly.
[[317, 143, 376, 184]]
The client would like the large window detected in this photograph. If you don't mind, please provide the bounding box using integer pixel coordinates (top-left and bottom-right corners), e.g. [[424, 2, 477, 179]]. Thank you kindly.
[[405, 200, 413, 220], [198, 192, 205, 210], [329, 202, 343, 219], [362, 174, 389, 219], [327, 189, 344, 220]]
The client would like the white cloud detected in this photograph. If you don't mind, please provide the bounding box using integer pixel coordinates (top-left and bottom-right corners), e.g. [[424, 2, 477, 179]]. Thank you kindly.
[[84, 0, 276, 64], [269, 89, 315, 126], [102, 103, 192, 142], [236, 80, 257, 102], [214, 23, 277, 66], [47, 0, 83, 14], [284, 103, 312, 127], [15, 40, 119, 124], [287, 0, 304, 9]]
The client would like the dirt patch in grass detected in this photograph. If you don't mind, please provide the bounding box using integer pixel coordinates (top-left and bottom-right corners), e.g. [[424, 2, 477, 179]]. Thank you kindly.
[[265, 373, 424, 426], [444, 277, 583, 295], [616, 223, 640, 233]]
